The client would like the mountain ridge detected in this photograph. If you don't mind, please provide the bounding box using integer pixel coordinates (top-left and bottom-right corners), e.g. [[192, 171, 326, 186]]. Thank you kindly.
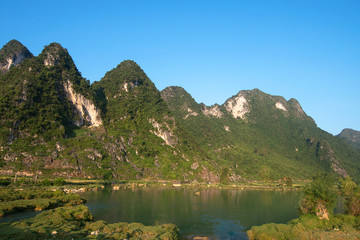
[[337, 128, 360, 151], [161, 86, 360, 181], [0, 40, 217, 182], [0, 39, 359, 182]]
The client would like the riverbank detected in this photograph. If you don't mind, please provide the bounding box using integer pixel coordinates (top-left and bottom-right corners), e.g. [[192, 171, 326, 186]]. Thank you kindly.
[[0, 184, 180, 239], [0, 176, 307, 239], [0, 204, 180, 240], [247, 214, 360, 240], [0, 175, 308, 191]]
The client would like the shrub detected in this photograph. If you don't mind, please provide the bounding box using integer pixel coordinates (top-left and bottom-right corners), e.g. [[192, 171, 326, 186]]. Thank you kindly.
[[340, 176, 360, 216], [299, 174, 337, 219], [54, 178, 66, 186], [0, 178, 11, 186], [40, 178, 52, 186]]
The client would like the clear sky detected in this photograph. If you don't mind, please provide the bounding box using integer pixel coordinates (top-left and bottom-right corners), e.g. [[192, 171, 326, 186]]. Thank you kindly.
[[1, 0, 359, 135]]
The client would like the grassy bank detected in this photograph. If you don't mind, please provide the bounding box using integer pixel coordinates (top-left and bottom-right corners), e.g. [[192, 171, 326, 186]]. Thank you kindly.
[[0, 182, 180, 239], [247, 214, 360, 240], [0, 175, 307, 191], [0, 205, 179, 240], [0, 188, 85, 216]]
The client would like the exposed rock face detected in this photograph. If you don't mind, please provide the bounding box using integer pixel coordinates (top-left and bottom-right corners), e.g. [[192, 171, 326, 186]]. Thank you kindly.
[[328, 148, 347, 177], [316, 201, 329, 220], [63, 80, 102, 127], [191, 162, 199, 170], [122, 81, 141, 92], [184, 107, 199, 119], [0, 40, 33, 74], [202, 105, 224, 118], [149, 118, 177, 146], [200, 165, 219, 183], [275, 102, 287, 111], [224, 93, 250, 119]]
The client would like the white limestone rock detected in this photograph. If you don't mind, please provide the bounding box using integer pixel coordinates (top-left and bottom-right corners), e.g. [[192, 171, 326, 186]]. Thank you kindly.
[[224, 94, 250, 120], [202, 105, 224, 118], [63, 80, 102, 127]]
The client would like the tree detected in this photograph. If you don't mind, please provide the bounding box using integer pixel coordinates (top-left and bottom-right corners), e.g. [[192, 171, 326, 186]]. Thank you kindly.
[[340, 176, 360, 216], [299, 174, 337, 220]]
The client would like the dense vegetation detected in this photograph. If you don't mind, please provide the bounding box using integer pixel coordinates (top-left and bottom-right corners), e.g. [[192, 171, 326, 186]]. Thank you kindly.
[[0, 40, 214, 182], [0, 188, 85, 216], [92, 60, 214, 180], [161, 86, 360, 182], [0, 39, 360, 184]]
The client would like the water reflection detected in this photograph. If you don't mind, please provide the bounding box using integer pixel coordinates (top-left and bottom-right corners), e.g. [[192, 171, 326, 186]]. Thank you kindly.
[[80, 188, 300, 239]]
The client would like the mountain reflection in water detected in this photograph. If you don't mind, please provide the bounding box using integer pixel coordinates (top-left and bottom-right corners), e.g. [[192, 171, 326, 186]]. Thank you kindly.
[[80, 188, 300, 239]]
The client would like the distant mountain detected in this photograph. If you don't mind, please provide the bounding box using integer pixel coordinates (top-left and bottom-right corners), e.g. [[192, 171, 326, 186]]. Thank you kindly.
[[337, 129, 360, 151], [1, 39, 359, 183], [161, 86, 360, 182]]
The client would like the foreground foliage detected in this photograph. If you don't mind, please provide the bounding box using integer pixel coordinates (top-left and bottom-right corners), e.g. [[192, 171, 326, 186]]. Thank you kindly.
[[340, 176, 360, 216], [247, 214, 360, 240], [0, 188, 85, 216], [0, 205, 180, 240], [299, 174, 337, 219]]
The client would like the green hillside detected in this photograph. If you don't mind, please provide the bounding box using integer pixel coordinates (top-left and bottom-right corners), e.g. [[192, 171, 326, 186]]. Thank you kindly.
[[161, 86, 360, 182], [0, 40, 214, 182], [0, 39, 359, 183]]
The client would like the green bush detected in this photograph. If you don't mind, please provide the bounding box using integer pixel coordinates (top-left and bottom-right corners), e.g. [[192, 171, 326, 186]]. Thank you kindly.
[[299, 174, 337, 219], [53, 178, 66, 186], [40, 179, 52, 186], [0, 188, 84, 216], [340, 176, 360, 216], [0, 178, 11, 186]]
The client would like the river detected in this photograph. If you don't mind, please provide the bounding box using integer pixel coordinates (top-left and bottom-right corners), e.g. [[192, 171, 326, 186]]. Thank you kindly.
[[80, 188, 300, 239]]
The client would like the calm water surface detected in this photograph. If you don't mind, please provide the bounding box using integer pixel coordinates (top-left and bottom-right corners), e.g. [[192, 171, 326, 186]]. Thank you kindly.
[[80, 188, 300, 239]]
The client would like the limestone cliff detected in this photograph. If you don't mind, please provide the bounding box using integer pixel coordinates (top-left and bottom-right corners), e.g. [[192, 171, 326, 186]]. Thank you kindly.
[[63, 80, 102, 127], [224, 93, 250, 120]]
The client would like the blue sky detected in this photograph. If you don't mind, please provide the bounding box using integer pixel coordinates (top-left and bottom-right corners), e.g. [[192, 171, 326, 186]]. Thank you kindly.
[[1, 0, 359, 135]]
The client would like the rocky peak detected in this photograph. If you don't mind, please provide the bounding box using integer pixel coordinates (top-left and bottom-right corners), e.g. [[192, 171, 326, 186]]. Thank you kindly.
[[337, 128, 360, 150], [288, 98, 306, 117], [41, 43, 73, 67], [160, 86, 186, 102], [338, 129, 360, 141], [0, 40, 33, 74], [99, 60, 157, 98], [161, 86, 201, 117]]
